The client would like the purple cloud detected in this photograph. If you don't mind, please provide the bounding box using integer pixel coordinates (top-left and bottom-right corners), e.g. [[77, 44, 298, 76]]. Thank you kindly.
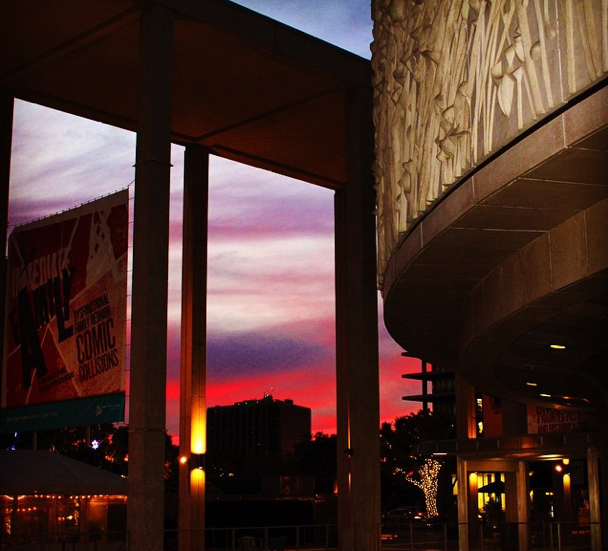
[[207, 330, 333, 375]]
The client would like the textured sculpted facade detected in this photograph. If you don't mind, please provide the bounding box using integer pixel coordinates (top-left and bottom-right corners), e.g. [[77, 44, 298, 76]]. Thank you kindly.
[[372, 0, 608, 281]]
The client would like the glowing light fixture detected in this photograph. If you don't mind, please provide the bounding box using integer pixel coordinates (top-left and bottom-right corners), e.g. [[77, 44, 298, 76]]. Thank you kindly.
[[191, 395, 206, 455], [550, 344, 566, 350], [190, 467, 205, 491]]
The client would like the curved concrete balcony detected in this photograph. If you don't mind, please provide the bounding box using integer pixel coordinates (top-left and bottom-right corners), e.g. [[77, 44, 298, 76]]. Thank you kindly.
[[382, 84, 608, 414]]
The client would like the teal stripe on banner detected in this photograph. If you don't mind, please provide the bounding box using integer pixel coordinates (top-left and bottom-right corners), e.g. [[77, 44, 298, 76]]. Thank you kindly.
[[0, 394, 125, 433]]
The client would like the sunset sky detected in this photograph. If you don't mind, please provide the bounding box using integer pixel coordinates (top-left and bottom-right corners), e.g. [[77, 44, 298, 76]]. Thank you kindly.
[[7, 0, 421, 441]]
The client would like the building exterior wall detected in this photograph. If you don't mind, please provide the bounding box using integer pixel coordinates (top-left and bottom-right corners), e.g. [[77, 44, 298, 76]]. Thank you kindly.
[[372, 0, 608, 282], [372, 3, 608, 549], [206, 396, 311, 460]]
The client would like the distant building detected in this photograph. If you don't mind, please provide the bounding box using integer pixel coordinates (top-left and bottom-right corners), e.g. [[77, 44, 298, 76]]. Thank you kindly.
[[207, 395, 311, 461], [205, 397, 325, 530]]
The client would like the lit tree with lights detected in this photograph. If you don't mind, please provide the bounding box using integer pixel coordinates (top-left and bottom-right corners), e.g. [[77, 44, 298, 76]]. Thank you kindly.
[[397, 458, 442, 517], [380, 410, 454, 515]]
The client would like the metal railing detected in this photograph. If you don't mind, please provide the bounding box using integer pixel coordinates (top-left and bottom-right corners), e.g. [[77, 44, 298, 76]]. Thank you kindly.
[[166, 524, 338, 551], [381, 519, 603, 551], [0, 530, 128, 551], [1, 521, 603, 551]]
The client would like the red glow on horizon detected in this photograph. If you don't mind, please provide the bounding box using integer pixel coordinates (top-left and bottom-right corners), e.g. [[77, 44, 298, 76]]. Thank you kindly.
[[167, 354, 420, 447]]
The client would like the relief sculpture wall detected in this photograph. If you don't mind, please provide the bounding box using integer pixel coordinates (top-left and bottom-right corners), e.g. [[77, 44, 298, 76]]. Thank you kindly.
[[372, 0, 608, 283]]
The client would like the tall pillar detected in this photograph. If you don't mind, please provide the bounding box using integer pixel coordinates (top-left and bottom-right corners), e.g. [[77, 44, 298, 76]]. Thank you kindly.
[[467, 468, 479, 549], [505, 469, 518, 532], [552, 460, 569, 522], [516, 461, 529, 551], [587, 445, 602, 551], [335, 85, 380, 551], [600, 437, 608, 549], [128, 5, 174, 551], [0, 95, 13, 366], [178, 144, 209, 551], [456, 457, 469, 551]]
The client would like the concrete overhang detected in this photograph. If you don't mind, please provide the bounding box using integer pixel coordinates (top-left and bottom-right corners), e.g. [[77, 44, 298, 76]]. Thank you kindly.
[[419, 432, 602, 462], [0, 0, 371, 189], [383, 84, 608, 415]]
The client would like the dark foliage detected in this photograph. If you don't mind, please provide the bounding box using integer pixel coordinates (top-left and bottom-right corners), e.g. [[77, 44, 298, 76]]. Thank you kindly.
[[2, 424, 178, 482]]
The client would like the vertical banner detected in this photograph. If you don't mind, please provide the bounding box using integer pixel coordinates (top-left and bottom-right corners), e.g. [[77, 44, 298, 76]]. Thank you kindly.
[[1, 190, 128, 432]]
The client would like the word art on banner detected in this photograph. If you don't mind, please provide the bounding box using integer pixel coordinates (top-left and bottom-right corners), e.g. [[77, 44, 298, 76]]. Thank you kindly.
[[1, 190, 128, 432]]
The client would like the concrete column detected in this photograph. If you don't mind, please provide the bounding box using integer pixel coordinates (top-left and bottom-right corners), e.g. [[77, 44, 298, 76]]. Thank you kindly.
[[469, 470, 481, 549], [551, 461, 569, 522], [128, 5, 174, 551], [456, 457, 469, 551], [516, 461, 529, 551], [505, 470, 517, 523], [335, 85, 380, 551], [178, 144, 209, 551], [0, 95, 13, 367], [587, 445, 602, 551], [600, 438, 608, 549]]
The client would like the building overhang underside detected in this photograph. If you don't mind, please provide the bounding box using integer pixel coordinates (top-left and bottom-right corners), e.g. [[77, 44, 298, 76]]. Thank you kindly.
[[419, 432, 602, 463], [0, 0, 370, 190], [383, 83, 608, 419]]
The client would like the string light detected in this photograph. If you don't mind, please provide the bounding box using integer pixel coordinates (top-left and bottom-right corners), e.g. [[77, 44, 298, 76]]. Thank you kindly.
[[396, 458, 442, 518]]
